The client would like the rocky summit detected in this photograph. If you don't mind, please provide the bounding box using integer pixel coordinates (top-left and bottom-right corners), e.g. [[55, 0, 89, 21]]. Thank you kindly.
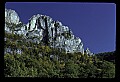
[[5, 8, 93, 55]]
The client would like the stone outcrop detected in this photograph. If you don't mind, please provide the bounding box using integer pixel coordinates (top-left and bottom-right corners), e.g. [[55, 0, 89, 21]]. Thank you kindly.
[[5, 8, 20, 24], [5, 8, 93, 55], [85, 48, 93, 55]]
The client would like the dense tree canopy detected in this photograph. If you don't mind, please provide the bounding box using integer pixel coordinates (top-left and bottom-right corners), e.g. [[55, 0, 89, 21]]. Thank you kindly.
[[4, 23, 115, 78]]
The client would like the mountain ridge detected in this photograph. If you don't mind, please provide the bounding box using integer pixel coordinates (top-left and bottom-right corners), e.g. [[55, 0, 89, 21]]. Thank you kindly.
[[4, 8, 115, 78], [5, 8, 93, 55]]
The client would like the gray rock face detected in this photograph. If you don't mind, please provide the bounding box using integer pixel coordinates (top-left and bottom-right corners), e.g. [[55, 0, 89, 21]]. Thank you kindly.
[[5, 8, 27, 35], [5, 8, 93, 55], [85, 48, 93, 55], [25, 14, 84, 54], [5, 8, 20, 24]]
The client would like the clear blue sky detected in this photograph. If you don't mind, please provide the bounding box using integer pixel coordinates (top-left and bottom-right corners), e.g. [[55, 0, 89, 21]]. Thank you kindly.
[[5, 2, 116, 54]]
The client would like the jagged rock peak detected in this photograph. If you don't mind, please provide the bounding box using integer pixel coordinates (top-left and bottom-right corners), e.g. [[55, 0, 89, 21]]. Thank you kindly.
[[86, 48, 93, 55], [5, 8, 20, 24], [26, 14, 85, 53], [4, 8, 94, 55]]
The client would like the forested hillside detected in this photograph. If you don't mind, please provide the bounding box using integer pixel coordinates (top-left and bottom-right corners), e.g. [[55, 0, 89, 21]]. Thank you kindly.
[[96, 51, 115, 64], [4, 8, 115, 78], [4, 25, 115, 78]]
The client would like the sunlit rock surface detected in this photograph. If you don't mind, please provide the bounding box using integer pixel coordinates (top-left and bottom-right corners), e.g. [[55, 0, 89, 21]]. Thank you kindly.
[[5, 8, 93, 54], [86, 48, 93, 55], [5, 8, 20, 24]]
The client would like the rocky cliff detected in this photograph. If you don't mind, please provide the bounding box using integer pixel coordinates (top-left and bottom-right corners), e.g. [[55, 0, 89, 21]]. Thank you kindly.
[[5, 8, 93, 55]]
